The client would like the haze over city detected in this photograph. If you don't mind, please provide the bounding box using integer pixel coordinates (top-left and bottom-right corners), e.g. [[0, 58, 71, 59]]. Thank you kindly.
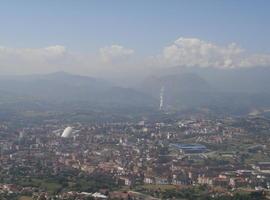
[[1, 1, 270, 200]]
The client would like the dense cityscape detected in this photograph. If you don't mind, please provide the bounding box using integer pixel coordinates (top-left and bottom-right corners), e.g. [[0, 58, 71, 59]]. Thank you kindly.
[[1, 114, 270, 199], [1, 0, 270, 199]]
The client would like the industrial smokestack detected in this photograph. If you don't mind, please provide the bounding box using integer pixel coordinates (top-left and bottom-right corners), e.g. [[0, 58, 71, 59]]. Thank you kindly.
[[159, 86, 164, 110]]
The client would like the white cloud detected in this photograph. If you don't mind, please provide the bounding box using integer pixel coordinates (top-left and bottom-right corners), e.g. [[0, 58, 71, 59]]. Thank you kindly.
[[0, 45, 70, 74], [1, 39, 270, 77], [0, 44, 137, 77], [0, 45, 67, 61], [99, 45, 134, 63], [153, 37, 270, 68]]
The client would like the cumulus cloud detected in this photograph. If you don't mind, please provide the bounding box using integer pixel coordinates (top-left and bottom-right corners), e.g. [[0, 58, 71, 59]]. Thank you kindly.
[[99, 45, 134, 63], [0, 45, 71, 74], [1, 38, 270, 77], [0, 45, 67, 61], [0, 44, 137, 77], [153, 37, 270, 68]]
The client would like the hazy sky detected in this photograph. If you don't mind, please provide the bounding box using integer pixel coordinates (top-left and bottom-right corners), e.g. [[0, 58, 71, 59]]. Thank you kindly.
[[0, 0, 270, 77]]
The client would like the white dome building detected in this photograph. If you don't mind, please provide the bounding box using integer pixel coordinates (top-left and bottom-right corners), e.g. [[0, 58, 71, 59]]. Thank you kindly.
[[61, 127, 73, 138]]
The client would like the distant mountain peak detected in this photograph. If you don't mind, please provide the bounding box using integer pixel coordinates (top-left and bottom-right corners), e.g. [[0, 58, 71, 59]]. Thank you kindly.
[[48, 71, 71, 76]]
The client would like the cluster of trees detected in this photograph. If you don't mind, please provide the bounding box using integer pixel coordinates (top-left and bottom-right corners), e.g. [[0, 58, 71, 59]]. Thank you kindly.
[[161, 187, 266, 200], [2, 168, 118, 196], [212, 192, 266, 200]]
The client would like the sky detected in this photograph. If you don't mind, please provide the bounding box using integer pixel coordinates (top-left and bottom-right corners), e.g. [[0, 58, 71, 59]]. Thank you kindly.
[[0, 0, 270, 77]]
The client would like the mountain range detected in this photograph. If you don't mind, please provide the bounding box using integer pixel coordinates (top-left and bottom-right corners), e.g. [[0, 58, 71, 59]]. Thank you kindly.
[[1, 67, 270, 115]]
